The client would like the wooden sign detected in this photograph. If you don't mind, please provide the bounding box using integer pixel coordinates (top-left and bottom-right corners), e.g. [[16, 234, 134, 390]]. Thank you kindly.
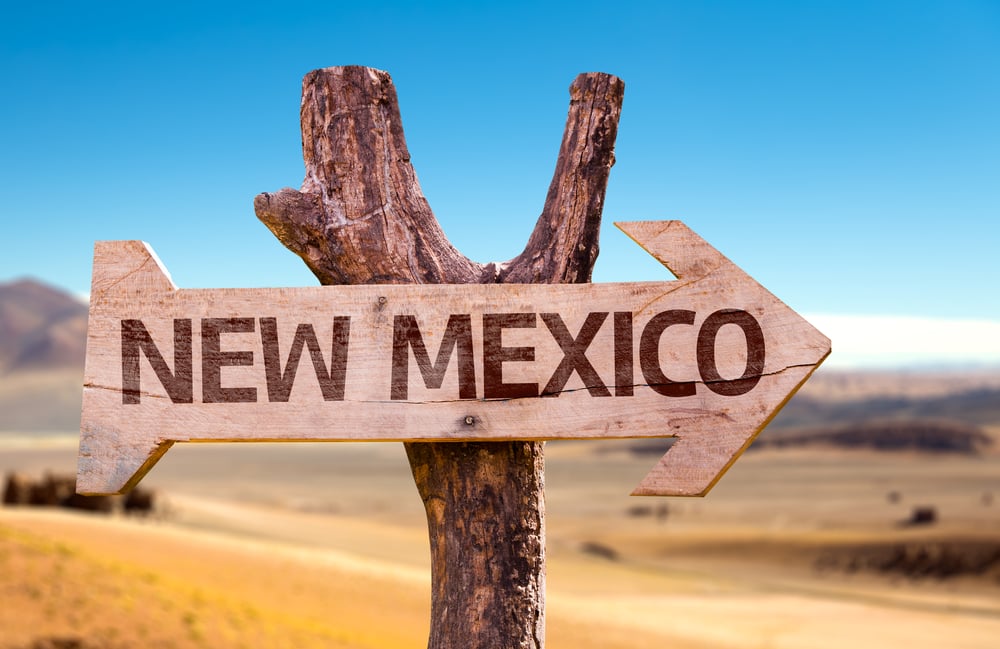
[[77, 220, 830, 497]]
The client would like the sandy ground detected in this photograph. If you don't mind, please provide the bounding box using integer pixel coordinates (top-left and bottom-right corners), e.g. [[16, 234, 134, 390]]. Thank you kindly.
[[1, 437, 999, 648]]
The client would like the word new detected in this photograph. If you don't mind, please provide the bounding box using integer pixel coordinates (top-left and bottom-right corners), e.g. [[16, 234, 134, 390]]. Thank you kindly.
[[122, 309, 765, 405]]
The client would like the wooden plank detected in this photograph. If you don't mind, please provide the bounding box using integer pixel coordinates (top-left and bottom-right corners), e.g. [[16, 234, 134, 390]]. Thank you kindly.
[[78, 220, 830, 496]]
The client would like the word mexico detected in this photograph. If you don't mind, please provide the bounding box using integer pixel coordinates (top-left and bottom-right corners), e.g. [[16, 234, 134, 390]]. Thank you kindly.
[[78, 221, 830, 497], [122, 308, 765, 405]]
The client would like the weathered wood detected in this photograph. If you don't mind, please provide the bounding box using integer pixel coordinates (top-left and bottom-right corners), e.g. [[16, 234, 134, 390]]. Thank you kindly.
[[77, 221, 830, 498], [257, 66, 622, 649]]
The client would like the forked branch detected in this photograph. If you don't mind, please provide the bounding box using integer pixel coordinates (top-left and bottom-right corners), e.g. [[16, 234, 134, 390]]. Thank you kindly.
[[254, 65, 623, 649], [255, 66, 623, 286]]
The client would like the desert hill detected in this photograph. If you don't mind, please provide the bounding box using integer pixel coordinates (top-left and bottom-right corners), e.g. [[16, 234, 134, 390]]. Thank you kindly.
[[751, 419, 994, 454], [759, 368, 1000, 455], [0, 279, 87, 374], [0, 279, 87, 432], [769, 384, 1000, 430]]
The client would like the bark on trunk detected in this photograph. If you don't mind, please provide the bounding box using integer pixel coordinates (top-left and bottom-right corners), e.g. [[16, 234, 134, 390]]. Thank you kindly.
[[255, 65, 623, 649], [406, 441, 546, 648]]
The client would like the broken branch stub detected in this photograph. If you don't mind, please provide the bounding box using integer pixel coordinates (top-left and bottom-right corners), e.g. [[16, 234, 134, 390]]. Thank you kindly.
[[254, 66, 481, 285], [498, 72, 623, 284]]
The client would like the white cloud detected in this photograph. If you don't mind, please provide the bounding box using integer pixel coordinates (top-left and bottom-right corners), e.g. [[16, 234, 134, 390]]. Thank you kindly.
[[805, 313, 1000, 369]]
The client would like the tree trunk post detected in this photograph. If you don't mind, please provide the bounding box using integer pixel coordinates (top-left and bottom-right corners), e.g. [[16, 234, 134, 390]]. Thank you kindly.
[[255, 66, 624, 649]]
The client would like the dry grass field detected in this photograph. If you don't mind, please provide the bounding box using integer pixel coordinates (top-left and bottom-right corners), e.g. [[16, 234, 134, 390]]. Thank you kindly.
[[2, 426, 999, 649]]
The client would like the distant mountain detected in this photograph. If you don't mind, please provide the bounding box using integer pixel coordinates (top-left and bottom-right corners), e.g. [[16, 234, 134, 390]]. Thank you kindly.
[[751, 419, 993, 454], [0, 279, 88, 432], [768, 386, 1000, 430], [619, 364, 1000, 459], [0, 279, 87, 374]]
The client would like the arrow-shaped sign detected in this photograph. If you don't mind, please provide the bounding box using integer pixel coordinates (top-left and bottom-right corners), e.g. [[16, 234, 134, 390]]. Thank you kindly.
[[78, 221, 829, 496]]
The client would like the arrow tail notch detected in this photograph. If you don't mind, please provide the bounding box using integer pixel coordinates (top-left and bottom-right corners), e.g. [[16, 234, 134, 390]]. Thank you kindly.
[[90, 240, 177, 298], [77, 425, 173, 495], [79, 241, 179, 495]]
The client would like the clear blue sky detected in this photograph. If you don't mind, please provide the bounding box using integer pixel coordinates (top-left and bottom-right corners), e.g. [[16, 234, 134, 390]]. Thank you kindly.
[[2, 1, 998, 334]]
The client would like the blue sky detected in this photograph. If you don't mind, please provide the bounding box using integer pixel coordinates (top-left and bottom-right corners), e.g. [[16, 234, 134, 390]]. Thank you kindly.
[[2, 2, 998, 366]]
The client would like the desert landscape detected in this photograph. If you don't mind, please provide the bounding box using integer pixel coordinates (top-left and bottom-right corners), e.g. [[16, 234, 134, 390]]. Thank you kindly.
[[1, 279, 999, 648]]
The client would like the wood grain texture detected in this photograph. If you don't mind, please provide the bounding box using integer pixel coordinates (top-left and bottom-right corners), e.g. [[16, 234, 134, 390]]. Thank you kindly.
[[78, 222, 830, 498]]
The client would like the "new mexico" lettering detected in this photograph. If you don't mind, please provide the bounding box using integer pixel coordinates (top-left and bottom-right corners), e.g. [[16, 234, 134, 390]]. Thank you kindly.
[[121, 309, 764, 404]]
